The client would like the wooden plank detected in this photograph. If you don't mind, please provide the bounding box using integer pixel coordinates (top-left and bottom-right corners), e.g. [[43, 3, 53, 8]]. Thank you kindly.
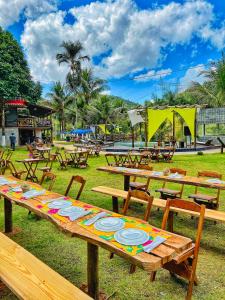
[[0, 233, 92, 300], [92, 186, 225, 223]]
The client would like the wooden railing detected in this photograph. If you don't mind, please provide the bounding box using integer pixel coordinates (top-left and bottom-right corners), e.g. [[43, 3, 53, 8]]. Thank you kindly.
[[17, 118, 52, 128]]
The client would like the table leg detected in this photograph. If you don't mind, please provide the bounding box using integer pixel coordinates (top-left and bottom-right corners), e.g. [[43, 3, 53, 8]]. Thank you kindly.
[[124, 175, 130, 191], [4, 198, 12, 233], [87, 242, 99, 299], [112, 196, 119, 213]]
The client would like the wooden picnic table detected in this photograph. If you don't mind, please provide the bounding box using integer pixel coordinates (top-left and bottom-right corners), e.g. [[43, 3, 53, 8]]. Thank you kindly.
[[97, 166, 225, 191], [16, 158, 43, 182], [0, 175, 192, 300], [66, 150, 89, 167]]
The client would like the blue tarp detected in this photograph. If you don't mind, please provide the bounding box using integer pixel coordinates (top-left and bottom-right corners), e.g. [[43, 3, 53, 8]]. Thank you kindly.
[[70, 129, 92, 135]]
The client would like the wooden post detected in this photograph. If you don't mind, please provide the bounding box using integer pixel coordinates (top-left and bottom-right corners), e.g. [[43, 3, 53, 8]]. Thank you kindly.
[[124, 175, 130, 191], [172, 110, 175, 142], [131, 126, 134, 148], [112, 196, 119, 213], [87, 242, 99, 300], [194, 109, 197, 149], [145, 107, 148, 148], [4, 198, 12, 233]]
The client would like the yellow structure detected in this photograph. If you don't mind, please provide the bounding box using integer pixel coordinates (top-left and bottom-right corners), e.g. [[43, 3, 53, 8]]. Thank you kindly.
[[98, 124, 110, 135], [147, 107, 196, 141]]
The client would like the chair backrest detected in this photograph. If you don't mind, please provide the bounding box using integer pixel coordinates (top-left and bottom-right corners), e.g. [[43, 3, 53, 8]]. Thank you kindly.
[[132, 164, 153, 183], [169, 167, 187, 176], [123, 189, 154, 221], [40, 172, 56, 191], [198, 170, 222, 179], [162, 199, 205, 258], [195, 170, 222, 199], [64, 175, 86, 199], [7, 161, 18, 176]]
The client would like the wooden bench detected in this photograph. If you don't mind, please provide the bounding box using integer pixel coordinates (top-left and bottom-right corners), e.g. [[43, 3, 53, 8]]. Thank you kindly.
[[92, 186, 225, 224], [0, 232, 92, 300]]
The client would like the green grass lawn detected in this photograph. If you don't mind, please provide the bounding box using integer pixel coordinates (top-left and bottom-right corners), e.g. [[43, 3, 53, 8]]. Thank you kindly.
[[1, 148, 225, 300]]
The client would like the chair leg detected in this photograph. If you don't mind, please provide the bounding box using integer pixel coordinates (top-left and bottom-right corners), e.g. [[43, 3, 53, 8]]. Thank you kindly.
[[109, 253, 114, 259], [129, 264, 136, 274], [186, 279, 194, 300], [150, 271, 157, 282]]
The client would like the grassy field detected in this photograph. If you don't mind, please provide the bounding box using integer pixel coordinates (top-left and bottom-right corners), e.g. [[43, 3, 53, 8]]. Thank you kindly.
[[1, 148, 225, 300]]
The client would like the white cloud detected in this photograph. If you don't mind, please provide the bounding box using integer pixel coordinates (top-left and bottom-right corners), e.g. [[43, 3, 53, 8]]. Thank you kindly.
[[179, 64, 206, 91], [0, 0, 58, 28], [134, 68, 172, 82], [20, 0, 225, 83]]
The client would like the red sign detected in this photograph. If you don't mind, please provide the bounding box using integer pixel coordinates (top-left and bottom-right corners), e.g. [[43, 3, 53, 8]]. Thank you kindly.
[[6, 99, 27, 106]]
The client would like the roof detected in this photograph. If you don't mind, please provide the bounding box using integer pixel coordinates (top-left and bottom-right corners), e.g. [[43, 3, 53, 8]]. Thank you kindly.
[[6, 99, 54, 117]]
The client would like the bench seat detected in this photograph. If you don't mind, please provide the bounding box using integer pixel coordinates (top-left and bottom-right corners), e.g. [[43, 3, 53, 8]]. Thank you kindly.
[[92, 186, 225, 224], [0, 232, 92, 300]]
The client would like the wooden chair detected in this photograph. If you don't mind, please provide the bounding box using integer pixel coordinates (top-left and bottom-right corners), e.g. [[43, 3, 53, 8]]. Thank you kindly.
[[7, 161, 27, 179], [114, 154, 131, 167], [123, 189, 154, 221], [129, 164, 153, 193], [64, 175, 86, 199], [139, 151, 152, 166], [188, 171, 222, 210], [26, 144, 40, 159], [38, 154, 57, 175], [56, 151, 68, 169], [155, 168, 187, 200], [150, 199, 205, 300], [161, 147, 175, 162], [39, 172, 56, 191], [76, 151, 89, 168], [105, 154, 117, 166]]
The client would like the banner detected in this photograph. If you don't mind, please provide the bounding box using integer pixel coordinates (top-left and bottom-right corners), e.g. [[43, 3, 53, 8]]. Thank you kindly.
[[128, 110, 144, 127], [98, 124, 110, 134], [147, 107, 196, 141]]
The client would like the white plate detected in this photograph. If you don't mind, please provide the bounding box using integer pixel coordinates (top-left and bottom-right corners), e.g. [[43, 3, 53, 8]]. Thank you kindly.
[[58, 206, 85, 216], [114, 228, 149, 246], [152, 171, 163, 176], [94, 217, 125, 232], [48, 200, 72, 209]]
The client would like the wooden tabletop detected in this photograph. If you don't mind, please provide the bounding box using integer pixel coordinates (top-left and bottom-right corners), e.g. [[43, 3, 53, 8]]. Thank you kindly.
[[16, 158, 44, 163], [0, 176, 192, 273], [97, 166, 225, 190]]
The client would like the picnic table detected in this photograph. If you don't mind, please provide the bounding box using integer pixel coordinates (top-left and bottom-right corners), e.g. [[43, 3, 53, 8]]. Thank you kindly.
[[16, 158, 43, 182], [0, 175, 192, 300], [97, 166, 225, 191], [36, 147, 52, 160], [66, 150, 89, 168]]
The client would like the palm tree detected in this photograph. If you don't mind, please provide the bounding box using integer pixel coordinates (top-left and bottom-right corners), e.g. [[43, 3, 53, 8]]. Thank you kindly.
[[79, 68, 107, 104], [56, 41, 90, 85], [56, 41, 90, 126], [48, 82, 73, 134]]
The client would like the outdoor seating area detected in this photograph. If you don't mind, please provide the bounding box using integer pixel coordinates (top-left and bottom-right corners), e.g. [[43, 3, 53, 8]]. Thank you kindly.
[[0, 146, 225, 300], [2, 8, 225, 299]]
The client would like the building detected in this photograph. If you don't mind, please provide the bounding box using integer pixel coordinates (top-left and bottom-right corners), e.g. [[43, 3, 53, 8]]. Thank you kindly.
[[0, 99, 54, 146]]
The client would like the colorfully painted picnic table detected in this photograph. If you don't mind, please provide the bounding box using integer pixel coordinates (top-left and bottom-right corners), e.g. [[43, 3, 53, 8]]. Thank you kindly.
[[16, 158, 43, 182], [0, 175, 192, 300], [97, 166, 225, 191]]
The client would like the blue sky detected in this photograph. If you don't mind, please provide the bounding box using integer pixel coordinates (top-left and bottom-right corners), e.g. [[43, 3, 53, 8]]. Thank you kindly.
[[1, 0, 225, 103]]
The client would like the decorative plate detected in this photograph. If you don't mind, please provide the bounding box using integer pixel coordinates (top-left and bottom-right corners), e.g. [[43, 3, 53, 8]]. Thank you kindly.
[[114, 228, 149, 246], [48, 200, 72, 209], [58, 206, 85, 217], [94, 217, 125, 232]]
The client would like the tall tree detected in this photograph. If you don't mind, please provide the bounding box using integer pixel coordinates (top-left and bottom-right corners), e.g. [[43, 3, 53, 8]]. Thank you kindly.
[[48, 82, 73, 133], [0, 27, 42, 145], [56, 41, 90, 126]]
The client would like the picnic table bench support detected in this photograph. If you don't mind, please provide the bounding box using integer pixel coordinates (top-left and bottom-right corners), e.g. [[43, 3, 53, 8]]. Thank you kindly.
[[87, 242, 99, 299], [4, 198, 12, 233], [112, 196, 119, 213], [124, 175, 130, 191]]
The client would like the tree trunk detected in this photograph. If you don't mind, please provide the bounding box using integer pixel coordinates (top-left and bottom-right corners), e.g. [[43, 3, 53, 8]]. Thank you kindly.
[[1, 99, 6, 147]]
